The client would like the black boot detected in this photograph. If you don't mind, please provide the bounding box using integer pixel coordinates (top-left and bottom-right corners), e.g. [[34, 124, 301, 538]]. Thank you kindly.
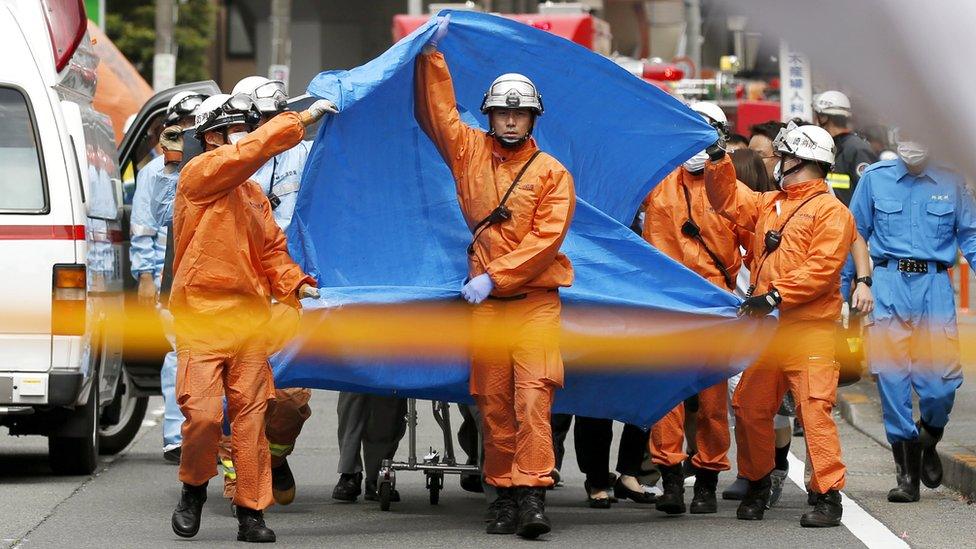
[[690, 469, 718, 514], [655, 464, 686, 515], [918, 421, 944, 489], [887, 441, 921, 503], [271, 459, 296, 506], [172, 482, 207, 538], [800, 490, 843, 527], [736, 475, 770, 521], [486, 488, 518, 535], [236, 506, 276, 542], [332, 472, 362, 502], [515, 487, 551, 539]]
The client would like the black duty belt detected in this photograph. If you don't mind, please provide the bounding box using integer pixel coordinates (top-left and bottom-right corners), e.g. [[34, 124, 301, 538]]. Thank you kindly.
[[487, 289, 558, 301], [875, 259, 949, 274]]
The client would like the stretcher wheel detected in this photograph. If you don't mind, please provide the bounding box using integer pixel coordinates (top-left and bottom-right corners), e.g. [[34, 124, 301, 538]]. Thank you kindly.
[[427, 472, 443, 505], [379, 480, 393, 511]]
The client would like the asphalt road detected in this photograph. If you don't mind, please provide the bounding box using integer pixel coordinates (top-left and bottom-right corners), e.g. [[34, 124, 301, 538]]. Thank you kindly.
[[2, 390, 974, 548]]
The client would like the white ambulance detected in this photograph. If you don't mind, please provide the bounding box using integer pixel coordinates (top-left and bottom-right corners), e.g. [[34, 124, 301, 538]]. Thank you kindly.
[[0, 0, 141, 474]]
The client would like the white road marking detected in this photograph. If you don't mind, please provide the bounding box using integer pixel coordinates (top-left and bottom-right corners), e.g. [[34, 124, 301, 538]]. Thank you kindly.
[[786, 452, 909, 548]]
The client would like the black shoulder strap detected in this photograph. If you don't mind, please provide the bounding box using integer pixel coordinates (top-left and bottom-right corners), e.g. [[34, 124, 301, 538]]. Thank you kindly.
[[775, 191, 829, 233], [469, 150, 542, 235], [681, 183, 734, 290]]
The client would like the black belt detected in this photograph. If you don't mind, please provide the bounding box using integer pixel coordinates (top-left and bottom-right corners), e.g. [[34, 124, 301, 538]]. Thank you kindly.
[[487, 289, 558, 301], [875, 259, 948, 274]]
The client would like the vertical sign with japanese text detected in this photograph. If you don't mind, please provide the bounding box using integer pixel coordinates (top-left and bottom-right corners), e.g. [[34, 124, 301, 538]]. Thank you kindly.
[[779, 41, 813, 123]]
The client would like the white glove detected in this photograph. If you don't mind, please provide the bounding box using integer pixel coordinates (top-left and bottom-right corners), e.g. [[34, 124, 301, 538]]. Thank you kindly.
[[422, 14, 451, 54], [300, 99, 339, 126], [460, 273, 493, 305], [298, 284, 321, 299]]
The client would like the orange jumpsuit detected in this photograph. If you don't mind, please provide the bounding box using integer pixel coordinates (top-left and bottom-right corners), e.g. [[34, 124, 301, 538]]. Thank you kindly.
[[415, 51, 576, 488], [705, 155, 855, 493], [219, 304, 310, 500], [171, 112, 315, 511], [643, 167, 750, 472]]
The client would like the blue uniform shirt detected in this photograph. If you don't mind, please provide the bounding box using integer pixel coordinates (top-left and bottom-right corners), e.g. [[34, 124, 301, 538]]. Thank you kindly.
[[849, 159, 976, 267], [129, 155, 178, 282], [250, 140, 313, 232]]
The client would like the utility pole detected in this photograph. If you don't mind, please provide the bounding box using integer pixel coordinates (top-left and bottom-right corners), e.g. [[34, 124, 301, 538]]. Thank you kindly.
[[153, 0, 176, 91], [684, 0, 702, 78], [269, 0, 292, 93]]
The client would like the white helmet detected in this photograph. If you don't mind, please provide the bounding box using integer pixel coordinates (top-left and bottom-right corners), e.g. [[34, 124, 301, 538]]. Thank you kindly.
[[812, 90, 851, 117], [193, 93, 259, 139], [480, 73, 544, 115], [166, 91, 208, 125], [233, 75, 288, 114], [690, 101, 728, 136], [690, 101, 727, 126], [773, 122, 836, 167]]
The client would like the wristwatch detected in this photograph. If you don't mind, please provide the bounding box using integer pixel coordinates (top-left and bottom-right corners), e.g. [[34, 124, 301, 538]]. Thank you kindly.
[[855, 276, 873, 288]]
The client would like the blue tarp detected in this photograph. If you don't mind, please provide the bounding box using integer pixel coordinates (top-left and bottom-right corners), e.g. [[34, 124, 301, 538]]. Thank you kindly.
[[273, 10, 768, 428]]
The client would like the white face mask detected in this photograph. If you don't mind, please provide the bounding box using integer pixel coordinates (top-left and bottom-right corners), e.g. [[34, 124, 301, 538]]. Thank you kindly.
[[227, 131, 248, 145], [896, 141, 929, 167], [682, 150, 708, 173]]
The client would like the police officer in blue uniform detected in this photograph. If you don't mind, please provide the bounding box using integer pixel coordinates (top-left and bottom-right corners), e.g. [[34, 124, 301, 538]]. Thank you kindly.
[[849, 138, 976, 503]]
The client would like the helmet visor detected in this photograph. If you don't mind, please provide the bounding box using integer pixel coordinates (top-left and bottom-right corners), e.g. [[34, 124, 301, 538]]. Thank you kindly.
[[223, 93, 256, 114], [169, 94, 206, 117]]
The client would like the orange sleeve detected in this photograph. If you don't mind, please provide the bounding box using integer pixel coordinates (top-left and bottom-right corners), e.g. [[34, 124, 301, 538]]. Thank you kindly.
[[414, 50, 480, 177], [705, 155, 762, 232], [641, 179, 677, 250], [486, 168, 576, 292], [772, 203, 856, 309], [260, 202, 315, 308], [181, 112, 305, 204]]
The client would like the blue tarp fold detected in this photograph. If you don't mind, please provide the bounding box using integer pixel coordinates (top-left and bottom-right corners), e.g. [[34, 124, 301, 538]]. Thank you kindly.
[[273, 10, 767, 428]]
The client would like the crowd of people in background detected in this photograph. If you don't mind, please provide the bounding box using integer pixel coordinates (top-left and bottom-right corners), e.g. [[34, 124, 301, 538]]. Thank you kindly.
[[130, 17, 976, 543]]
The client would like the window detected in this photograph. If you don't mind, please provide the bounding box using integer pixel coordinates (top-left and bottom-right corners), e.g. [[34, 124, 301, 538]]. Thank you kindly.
[[0, 87, 47, 212], [226, 1, 256, 58]]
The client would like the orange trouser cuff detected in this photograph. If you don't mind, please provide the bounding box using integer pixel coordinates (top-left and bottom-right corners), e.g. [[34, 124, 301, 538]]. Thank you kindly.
[[650, 380, 731, 471]]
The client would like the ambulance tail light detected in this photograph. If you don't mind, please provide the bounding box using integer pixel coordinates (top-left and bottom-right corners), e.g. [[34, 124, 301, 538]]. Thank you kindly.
[[52, 264, 86, 336], [41, 0, 88, 73]]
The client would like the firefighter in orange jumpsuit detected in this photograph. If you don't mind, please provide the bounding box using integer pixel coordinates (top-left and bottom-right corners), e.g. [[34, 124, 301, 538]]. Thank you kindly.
[[643, 102, 750, 516], [168, 93, 335, 543], [705, 123, 856, 528], [415, 17, 575, 540]]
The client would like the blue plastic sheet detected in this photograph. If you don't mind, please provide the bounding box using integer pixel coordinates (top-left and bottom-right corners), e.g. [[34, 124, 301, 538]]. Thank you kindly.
[[273, 10, 769, 428]]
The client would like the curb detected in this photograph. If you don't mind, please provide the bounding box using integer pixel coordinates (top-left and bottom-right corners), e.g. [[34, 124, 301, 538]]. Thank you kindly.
[[837, 384, 976, 501]]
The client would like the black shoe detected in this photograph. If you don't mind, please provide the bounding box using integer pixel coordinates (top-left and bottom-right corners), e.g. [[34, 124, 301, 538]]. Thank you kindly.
[[486, 488, 518, 534], [163, 447, 181, 465], [918, 422, 944, 489], [236, 506, 276, 542], [332, 472, 362, 502], [585, 484, 613, 509], [655, 464, 686, 515], [515, 487, 551, 539], [807, 489, 818, 506], [172, 482, 207, 538], [801, 490, 842, 527], [722, 476, 749, 500], [271, 460, 296, 506], [888, 440, 921, 503], [364, 478, 400, 502], [793, 417, 805, 437], [736, 475, 770, 521], [690, 469, 718, 514], [613, 476, 656, 504], [460, 473, 485, 493], [682, 455, 698, 479]]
